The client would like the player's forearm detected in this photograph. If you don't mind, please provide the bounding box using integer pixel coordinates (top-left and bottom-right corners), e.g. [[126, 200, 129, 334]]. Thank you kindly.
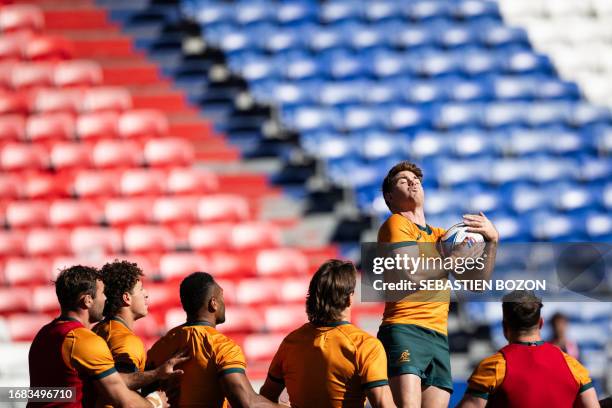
[[366, 385, 396, 408], [120, 369, 160, 390]]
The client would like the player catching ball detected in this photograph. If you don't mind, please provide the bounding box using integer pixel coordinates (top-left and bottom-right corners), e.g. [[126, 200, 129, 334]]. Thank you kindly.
[[377, 161, 499, 408]]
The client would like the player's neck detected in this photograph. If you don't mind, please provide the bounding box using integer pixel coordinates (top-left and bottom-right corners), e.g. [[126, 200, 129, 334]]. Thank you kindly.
[[509, 332, 542, 344], [397, 207, 426, 227], [114, 310, 135, 330], [187, 314, 216, 328], [60, 310, 92, 329]]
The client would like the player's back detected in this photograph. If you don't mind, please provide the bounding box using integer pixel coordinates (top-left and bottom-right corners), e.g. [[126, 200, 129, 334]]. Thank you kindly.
[[147, 322, 246, 408], [270, 322, 388, 408]]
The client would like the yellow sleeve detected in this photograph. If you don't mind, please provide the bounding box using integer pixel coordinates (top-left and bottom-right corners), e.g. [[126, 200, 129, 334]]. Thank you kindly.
[[356, 335, 388, 389], [466, 352, 506, 400], [378, 215, 418, 243], [432, 226, 446, 240], [266, 340, 285, 385], [114, 334, 146, 373], [67, 328, 117, 380], [563, 353, 594, 393], [215, 335, 247, 376]]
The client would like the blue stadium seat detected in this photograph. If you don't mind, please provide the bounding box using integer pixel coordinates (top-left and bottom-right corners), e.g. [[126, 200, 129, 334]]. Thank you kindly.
[[451, 0, 500, 21], [434, 103, 482, 129], [356, 132, 402, 161], [404, 1, 451, 22], [580, 157, 612, 182], [434, 25, 476, 49], [458, 50, 501, 76], [501, 51, 553, 75], [318, 81, 365, 106], [452, 128, 495, 157], [445, 79, 492, 102], [410, 130, 452, 159], [385, 105, 430, 131], [322, 51, 368, 80], [477, 25, 530, 49], [319, 1, 363, 24], [342, 106, 384, 132], [569, 103, 612, 127], [234, 2, 272, 26], [368, 51, 415, 78], [363, 1, 400, 23], [482, 102, 527, 129], [282, 54, 323, 80], [403, 80, 446, 104], [275, 2, 317, 25], [392, 25, 435, 50]]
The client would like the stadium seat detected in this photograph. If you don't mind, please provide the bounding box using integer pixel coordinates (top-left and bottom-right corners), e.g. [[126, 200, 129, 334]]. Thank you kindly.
[[82, 87, 132, 113], [123, 225, 175, 253], [1, 229, 26, 256], [49, 200, 100, 227], [0, 114, 25, 142], [31, 285, 59, 313], [2, 258, 50, 286], [140, 282, 181, 310], [26, 112, 75, 141], [92, 140, 142, 168], [0, 173, 20, 200], [5, 200, 48, 228], [22, 173, 71, 199], [10, 62, 54, 89], [278, 278, 310, 303], [118, 110, 168, 140], [236, 278, 281, 305], [6, 314, 51, 342], [73, 170, 119, 197], [120, 169, 165, 196], [24, 36, 73, 61], [230, 222, 281, 250], [54, 60, 103, 88], [104, 198, 153, 226], [264, 305, 306, 332], [76, 112, 119, 140], [33, 89, 84, 116], [49, 142, 92, 169], [152, 197, 198, 224], [143, 138, 194, 167], [166, 167, 219, 195], [0, 5, 44, 34], [221, 307, 264, 333], [243, 334, 284, 361], [0, 288, 31, 313], [197, 195, 250, 222], [188, 224, 234, 251], [0, 143, 47, 171], [158, 252, 209, 281], [25, 229, 71, 256], [255, 248, 309, 276], [0, 92, 29, 115]]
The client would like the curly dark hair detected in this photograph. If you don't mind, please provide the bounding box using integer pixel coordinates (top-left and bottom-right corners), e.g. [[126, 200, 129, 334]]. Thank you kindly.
[[101, 260, 144, 317], [502, 290, 543, 332], [306, 260, 356, 325], [180, 272, 216, 317], [55, 265, 101, 311], [381, 161, 424, 208]]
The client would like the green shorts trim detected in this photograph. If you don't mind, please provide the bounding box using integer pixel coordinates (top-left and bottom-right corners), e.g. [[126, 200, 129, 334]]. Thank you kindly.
[[377, 323, 453, 394]]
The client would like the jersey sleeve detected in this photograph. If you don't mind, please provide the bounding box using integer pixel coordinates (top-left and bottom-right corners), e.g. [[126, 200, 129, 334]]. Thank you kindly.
[[114, 334, 146, 373], [266, 340, 286, 385], [68, 329, 117, 380], [466, 352, 506, 400], [563, 352, 594, 393], [215, 335, 247, 376], [356, 335, 389, 389], [378, 215, 418, 244]]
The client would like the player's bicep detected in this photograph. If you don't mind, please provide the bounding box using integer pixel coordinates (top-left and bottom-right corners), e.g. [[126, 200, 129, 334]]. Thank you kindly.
[[220, 372, 256, 408], [94, 371, 146, 408], [574, 387, 599, 408], [357, 338, 388, 387], [457, 395, 487, 408]]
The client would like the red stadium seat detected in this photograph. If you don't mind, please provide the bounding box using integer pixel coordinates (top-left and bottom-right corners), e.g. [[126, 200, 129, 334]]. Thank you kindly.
[[0, 92, 29, 115], [264, 305, 306, 332], [221, 307, 263, 333], [11, 63, 54, 89], [26, 112, 75, 141], [48, 200, 100, 227], [0, 33, 29, 61], [26, 228, 70, 256], [144, 138, 194, 167], [279, 278, 310, 303], [73, 170, 119, 197], [236, 279, 280, 305], [243, 334, 284, 361], [70, 227, 123, 255], [92, 139, 141, 168], [0, 230, 24, 257], [120, 169, 165, 196], [0, 288, 31, 314], [133, 313, 163, 339], [153, 196, 198, 224], [230, 222, 281, 250], [76, 111, 119, 140], [0, 143, 47, 171], [6, 200, 48, 228], [0, 174, 20, 199], [197, 195, 249, 222], [144, 282, 180, 310], [158, 252, 209, 281], [24, 36, 73, 61], [102, 254, 156, 277], [188, 223, 233, 251], [123, 225, 175, 253], [82, 87, 131, 113], [54, 60, 103, 88], [0, 5, 44, 34], [164, 307, 186, 330], [255, 248, 309, 276], [49, 142, 92, 169], [104, 198, 152, 226], [23, 173, 70, 199], [0, 114, 25, 142], [6, 313, 51, 341], [166, 167, 219, 195], [209, 251, 253, 277], [118, 109, 168, 139], [31, 285, 59, 313], [215, 279, 236, 305], [3, 258, 51, 286], [33, 89, 83, 115]]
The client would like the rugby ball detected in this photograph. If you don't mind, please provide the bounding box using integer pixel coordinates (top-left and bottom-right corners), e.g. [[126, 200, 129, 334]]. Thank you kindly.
[[439, 222, 485, 258]]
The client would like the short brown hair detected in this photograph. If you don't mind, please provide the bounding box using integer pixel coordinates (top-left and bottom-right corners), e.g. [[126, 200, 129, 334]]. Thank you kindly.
[[101, 260, 144, 317], [55, 265, 101, 311], [502, 290, 543, 332], [306, 260, 356, 325], [381, 161, 423, 208]]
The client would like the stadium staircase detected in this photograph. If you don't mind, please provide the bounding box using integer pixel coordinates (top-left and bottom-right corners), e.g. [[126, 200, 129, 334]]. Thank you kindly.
[[0, 0, 386, 389]]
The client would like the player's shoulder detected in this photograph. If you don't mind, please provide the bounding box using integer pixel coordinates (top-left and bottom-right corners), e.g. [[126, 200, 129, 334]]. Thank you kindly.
[[476, 351, 505, 371], [338, 324, 381, 348], [381, 214, 413, 230], [71, 327, 110, 348]]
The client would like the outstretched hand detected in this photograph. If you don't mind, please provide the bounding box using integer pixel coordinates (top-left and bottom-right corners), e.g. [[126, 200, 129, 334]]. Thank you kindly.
[[463, 212, 499, 243], [155, 350, 190, 381]]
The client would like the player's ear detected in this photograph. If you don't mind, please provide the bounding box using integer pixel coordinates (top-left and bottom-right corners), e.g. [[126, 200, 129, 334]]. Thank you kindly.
[[122, 291, 131, 306], [209, 295, 217, 313], [82, 293, 93, 309], [538, 317, 543, 330]]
